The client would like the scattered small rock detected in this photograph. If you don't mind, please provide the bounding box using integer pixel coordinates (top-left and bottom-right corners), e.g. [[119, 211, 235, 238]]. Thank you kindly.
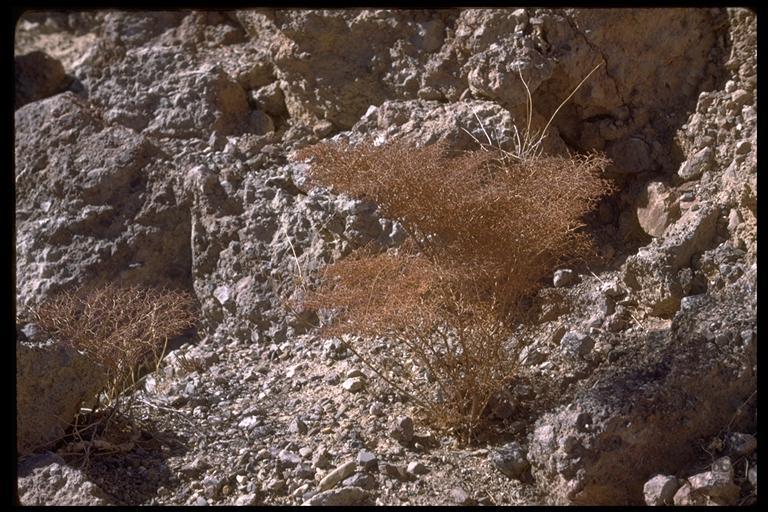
[[560, 331, 594, 357], [238, 416, 260, 430], [312, 448, 331, 469], [277, 450, 302, 468], [345, 368, 365, 379], [369, 401, 384, 416], [672, 482, 706, 506], [342, 472, 376, 490], [255, 448, 272, 461], [288, 418, 308, 435], [293, 463, 316, 480], [687, 457, 739, 505], [678, 147, 713, 181], [380, 462, 412, 481], [181, 458, 211, 477], [234, 493, 258, 506], [735, 140, 751, 155]]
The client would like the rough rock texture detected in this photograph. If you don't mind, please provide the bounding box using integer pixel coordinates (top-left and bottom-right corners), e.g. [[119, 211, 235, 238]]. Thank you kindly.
[[15, 92, 195, 308], [16, 323, 107, 456], [15, 7, 756, 507], [643, 474, 680, 506], [528, 267, 756, 505], [17, 452, 112, 505]]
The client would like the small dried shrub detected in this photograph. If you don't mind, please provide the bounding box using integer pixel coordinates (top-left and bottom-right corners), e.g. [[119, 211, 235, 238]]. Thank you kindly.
[[30, 283, 198, 408], [293, 137, 613, 441]]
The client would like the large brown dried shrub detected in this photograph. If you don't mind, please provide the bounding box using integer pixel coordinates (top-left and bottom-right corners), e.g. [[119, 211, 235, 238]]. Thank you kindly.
[[293, 139, 612, 441], [30, 283, 198, 407]]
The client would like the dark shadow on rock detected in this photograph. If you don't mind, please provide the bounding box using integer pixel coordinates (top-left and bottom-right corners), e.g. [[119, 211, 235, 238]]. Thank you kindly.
[[61, 414, 191, 505]]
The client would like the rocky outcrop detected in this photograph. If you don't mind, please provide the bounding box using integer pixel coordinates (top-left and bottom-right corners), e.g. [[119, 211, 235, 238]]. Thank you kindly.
[[15, 92, 194, 308], [14, 7, 756, 507], [528, 268, 756, 504]]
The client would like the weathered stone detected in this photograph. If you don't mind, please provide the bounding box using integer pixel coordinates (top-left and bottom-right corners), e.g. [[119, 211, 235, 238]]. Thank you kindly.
[[15, 93, 194, 309], [342, 377, 364, 393], [234, 493, 258, 505], [528, 284, 756, 505], [312, 448, 331, 469], [636, 181, 680, 238], [607, 137, 653, 174], [318, 460, 356, 491], [357, 450, 378, 471], [380, 462, 412, 481], [748, 465, 757, 488], [643, 474, 680, 506], [302, 486, 369, 506], [735, 140, 751, 155], [277, 450, 302, 468], [180, 457, 211, 477], [249, 82, 287, 117], [491, 442, 529, 480], [390, 416, 414, 443], [560, 331, 594, 358], [678, 147, 713, 181], [407, 461, 429, 475], [288, 418, 308, 435], [687, 457, 740, 505], [449, 487, 473, 505], [672, 482, 707, 506], [16, 334, 107, 456], [553, 269, 577, 288], [342, 472, 375, 490]]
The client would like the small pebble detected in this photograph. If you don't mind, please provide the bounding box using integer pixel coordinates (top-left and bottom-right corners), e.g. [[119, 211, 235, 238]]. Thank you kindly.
[[342, 377, 364, 393], [407, 461, 429, 475]]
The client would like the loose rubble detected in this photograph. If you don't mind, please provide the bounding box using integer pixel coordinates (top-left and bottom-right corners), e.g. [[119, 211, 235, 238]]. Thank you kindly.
[[15, 8, 756, 507]]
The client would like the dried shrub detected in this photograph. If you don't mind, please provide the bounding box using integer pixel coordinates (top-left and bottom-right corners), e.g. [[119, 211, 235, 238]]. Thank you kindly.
[[296, 140, 612, 320], [304, 247, 517, 438], [30, 283, 198, 407], [293, 139, 612, 441]]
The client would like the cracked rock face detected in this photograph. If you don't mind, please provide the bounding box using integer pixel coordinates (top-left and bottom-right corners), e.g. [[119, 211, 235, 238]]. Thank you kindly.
[[15, 93, 195, 309], [15, 7, 756, 506]]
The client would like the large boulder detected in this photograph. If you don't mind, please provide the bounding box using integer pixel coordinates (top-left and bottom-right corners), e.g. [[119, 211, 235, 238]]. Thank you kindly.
[[16, 323, 107, 456]]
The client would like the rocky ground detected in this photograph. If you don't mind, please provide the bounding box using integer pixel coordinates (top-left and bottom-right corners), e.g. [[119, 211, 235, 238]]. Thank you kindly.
[[16, 9, 756, 506]]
